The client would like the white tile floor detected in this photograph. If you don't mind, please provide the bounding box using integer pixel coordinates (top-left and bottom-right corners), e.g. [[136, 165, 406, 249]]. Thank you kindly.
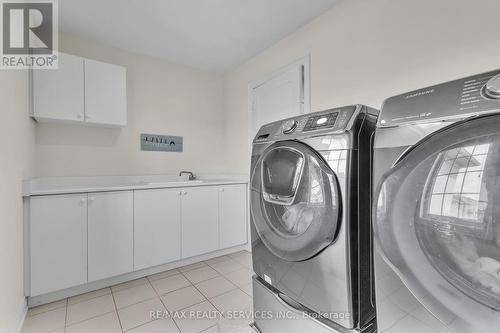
[[21, 251, 255, 333]]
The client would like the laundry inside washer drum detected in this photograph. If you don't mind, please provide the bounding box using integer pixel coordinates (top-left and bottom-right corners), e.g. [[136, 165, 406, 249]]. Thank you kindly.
[[381, 133, 500, 310], [260, 147, 336, 236]]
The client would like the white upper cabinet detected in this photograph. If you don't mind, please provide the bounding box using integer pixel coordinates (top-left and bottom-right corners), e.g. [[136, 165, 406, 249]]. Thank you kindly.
[[134, 188, 181, 271], [30, 194, 87, 296], [181, 187, 219, 258], [219, 185, 248, 249], [32, 53, 85, 122], [84, 59, 127, 127], [87, 191, 133, 282], [31, 52, 127, 127]]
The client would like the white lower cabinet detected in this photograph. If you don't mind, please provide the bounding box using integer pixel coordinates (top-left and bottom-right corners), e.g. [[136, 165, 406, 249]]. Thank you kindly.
[[27, 184, 248, 297], [88, 191, 134, 282], [134, 188, 181, 270], [219, 185, 248, 248], [30, 194, 87, 296], [181, 187, 220, 258]]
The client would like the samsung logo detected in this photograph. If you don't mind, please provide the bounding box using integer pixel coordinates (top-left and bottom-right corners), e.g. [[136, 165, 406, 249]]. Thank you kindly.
[[405, 89, 435, 99]]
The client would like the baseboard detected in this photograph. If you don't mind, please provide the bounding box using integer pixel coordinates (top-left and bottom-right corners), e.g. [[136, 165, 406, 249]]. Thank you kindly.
[[11, 298, 27, 333], [28, 244, 249, 307]]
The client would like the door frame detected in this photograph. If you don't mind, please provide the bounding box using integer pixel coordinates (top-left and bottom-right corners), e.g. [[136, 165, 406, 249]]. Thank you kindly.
[[247, 55, 311, 144]]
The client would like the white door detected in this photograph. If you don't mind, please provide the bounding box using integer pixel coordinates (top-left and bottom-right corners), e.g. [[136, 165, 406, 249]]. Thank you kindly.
[[134, 189, 181, 270], [88, 191, 133, 282], [250, 58, 310, 137], [32, 52, 85, 122], [30, 194, 87, 296], [181, 187, 219, 258], [219, 185, 247, 249], [84, 59, 127, 126]]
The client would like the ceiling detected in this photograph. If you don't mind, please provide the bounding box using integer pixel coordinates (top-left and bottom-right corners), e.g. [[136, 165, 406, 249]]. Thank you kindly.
[[59, 0, 337, 72]]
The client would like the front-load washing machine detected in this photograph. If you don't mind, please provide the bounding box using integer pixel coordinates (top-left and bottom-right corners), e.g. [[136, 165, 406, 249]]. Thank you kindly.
[[250, 105, 378, 333], [373, 70, 500, 333]]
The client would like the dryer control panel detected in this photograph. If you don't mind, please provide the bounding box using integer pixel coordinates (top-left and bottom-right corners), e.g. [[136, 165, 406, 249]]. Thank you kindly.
[[379, 69, 500, 127]]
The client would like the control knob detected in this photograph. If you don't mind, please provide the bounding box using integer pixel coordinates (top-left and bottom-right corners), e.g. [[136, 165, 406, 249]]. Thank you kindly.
[[282, 120, 298, 134], [484, 74, 500, 99]]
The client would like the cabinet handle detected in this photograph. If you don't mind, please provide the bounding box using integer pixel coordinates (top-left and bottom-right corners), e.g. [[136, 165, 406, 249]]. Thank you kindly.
[[88, 197, 95, 203], [79, 198, 87, 205], [183, 191, 187, 195], [177, 191, 182, 196], [220, 188, 224, 192]]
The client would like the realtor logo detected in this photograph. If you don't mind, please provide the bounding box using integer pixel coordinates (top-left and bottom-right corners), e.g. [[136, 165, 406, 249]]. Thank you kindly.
[[1, 0, 58, 69]]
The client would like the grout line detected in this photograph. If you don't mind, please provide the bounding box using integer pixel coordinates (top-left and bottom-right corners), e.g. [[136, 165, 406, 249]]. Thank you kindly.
[[178, 261, 209, 272], [111, 278, 149, 294], [200, 324, 219, 333], [146, 269, 181, 283], [65, 309, 117, 329], [161, 283, 197, 296], [63, 299, 68, 333], [110, 290, 124, 332], [149, 275, 183, 333], [193, 274, 235, 289], [204, 256, 234, 268], [184, 270, 225, 319], [67, 288, 112, 306], [25, 301, 67, 318]]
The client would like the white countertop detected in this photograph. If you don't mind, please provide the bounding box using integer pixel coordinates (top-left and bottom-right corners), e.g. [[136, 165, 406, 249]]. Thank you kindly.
[[23, 174, 249, 196]]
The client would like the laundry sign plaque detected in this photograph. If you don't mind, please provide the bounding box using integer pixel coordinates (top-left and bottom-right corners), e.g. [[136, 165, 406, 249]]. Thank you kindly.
[[141, 133, 183, 152]]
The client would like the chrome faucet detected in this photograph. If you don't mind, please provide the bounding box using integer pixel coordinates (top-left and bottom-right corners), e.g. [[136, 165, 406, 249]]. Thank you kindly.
[[179, 171, 196, 181]]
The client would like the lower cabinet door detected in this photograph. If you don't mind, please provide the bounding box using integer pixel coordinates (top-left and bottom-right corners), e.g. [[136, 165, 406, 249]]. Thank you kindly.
[[134, 189, 181, 270], [219, 184, 248, 249], [30, 194, 87, 296], [88, 191, 133, 282], [181, 187, 219, 258]]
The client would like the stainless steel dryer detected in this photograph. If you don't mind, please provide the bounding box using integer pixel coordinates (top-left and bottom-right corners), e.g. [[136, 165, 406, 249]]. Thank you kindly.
[[373, 70, 500, 333], [250, 105, 378, 333]]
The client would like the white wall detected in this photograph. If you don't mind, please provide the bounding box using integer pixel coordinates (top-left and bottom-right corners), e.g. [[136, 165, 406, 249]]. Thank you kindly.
[[35, 34, 226, 177], [223, 0, 500, 173], [0, 71, 35, 332]]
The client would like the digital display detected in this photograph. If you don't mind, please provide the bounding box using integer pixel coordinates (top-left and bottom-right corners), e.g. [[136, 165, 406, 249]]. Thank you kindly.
[[316, 117, 328, 125]]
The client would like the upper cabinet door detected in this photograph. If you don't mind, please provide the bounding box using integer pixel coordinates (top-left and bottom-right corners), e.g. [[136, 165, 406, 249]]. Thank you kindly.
[[30, 194, 87, 296], [32, 52, 85, 122], [88, 191, 133, 282], [219, 184, 248, 249], [84, 59, 127, 127], [181, 187, 219, 258], [134, 188, 182, 271]]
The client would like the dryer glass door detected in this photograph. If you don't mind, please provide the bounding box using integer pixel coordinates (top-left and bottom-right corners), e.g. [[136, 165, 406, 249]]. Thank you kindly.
[[374, 115, 500, 331], [250, 140, 341, 262]]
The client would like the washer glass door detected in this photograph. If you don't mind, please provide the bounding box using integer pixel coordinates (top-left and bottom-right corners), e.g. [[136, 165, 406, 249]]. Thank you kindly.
[[374, 115, 500, 331], [251, 140, 341, 262]]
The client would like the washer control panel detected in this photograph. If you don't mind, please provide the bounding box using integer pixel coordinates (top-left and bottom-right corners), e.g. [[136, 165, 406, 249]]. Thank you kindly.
[[253, 105, 369, 143], [303, 112, 338, 132], [484, 74, 500, 99], [262, 106, 357, 142], [282, 120, 298, 134]]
